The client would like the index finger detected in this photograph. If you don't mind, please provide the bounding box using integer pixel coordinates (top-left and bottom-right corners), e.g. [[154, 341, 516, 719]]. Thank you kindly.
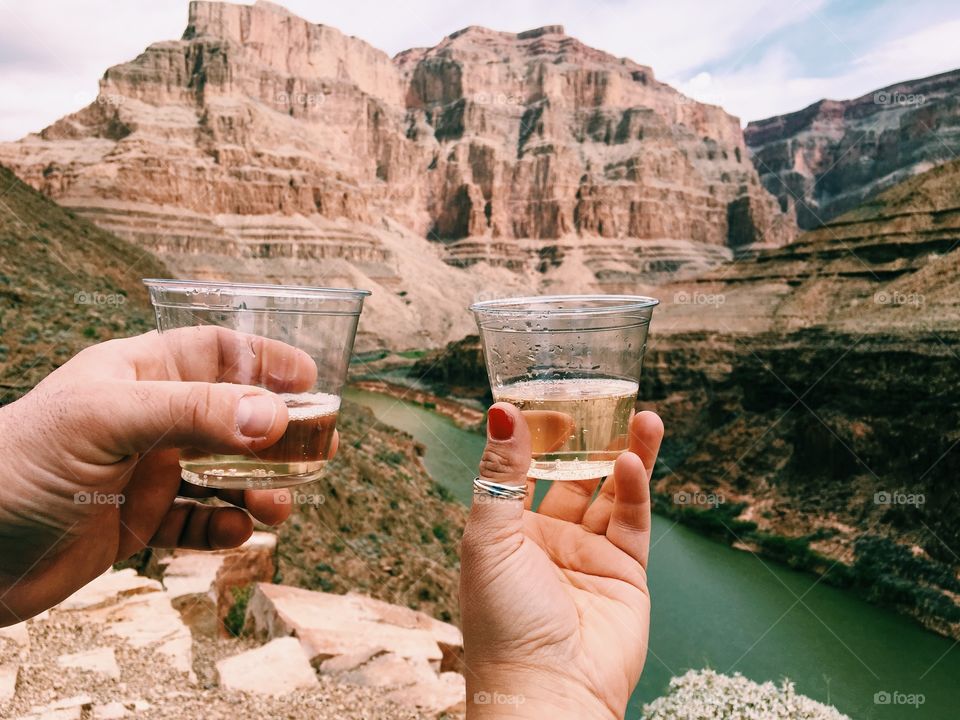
[[134, 327, 318, 392]]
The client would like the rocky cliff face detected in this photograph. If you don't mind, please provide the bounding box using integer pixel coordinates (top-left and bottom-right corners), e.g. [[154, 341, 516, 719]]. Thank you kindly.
[[614, 159, 960, 638], [418, 159, 960, 639], [395, 21, 793, 262], [0, 0, 793, 349], [744, 68, 960, 230]]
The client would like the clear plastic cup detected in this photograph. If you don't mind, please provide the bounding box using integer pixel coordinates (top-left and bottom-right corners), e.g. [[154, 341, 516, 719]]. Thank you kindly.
[[144, 279, 369, 489], [470, 295, 658, 481]]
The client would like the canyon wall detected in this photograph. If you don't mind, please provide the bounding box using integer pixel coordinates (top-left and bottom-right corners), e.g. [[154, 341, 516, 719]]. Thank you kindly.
[[745, 68, 960, 230], [0, 0, 793, 349]]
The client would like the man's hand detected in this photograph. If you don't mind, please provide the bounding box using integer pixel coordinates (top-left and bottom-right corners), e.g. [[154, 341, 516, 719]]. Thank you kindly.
[[460, 403, 663, 719], [0, 327, 332, 625]]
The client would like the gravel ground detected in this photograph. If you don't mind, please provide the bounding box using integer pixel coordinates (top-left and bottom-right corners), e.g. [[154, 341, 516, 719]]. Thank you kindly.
[[2, 615, 433, 720]]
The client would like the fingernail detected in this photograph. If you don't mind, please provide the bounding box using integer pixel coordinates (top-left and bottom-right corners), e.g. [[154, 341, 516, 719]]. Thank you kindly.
[[237, 394, 278, 438], [488, 406, 514, 441]]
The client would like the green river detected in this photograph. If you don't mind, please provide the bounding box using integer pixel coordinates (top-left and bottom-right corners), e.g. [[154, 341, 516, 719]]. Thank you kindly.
[[344, 388, 960, 719]]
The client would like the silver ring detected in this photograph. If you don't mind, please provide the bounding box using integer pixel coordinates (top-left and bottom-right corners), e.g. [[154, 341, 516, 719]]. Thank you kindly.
[[473, 476, 527, 500]]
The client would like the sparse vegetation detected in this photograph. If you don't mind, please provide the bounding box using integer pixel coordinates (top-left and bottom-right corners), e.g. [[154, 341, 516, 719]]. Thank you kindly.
[[395, 348, 426, 359], [223, 585, 253, 637], [277, 401, 466, 622], [0, 165, 167, 401], [374, 449, 405, 466]]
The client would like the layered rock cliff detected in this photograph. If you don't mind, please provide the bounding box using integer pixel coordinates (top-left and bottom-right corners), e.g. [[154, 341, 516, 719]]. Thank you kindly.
[[745, 68, 960, 229], [0, 0, 793, 349]]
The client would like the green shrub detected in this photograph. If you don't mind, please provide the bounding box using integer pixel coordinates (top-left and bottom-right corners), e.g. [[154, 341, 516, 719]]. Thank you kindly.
[[316, 576, 335, 592], [375, 449, 406, 466], [428, 482, 454, 502], [664, 500, 757, 540], [223, 585, 253, 637], [753, 533, 820, 569]]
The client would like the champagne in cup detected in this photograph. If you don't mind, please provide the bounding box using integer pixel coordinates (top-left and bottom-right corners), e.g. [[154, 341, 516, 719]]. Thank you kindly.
[[144, 279, 369, 489], [470, 295, 658, 481]]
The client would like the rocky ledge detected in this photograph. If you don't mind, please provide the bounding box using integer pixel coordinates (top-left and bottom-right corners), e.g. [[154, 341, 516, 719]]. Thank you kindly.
[[0, 533, 464, 719]]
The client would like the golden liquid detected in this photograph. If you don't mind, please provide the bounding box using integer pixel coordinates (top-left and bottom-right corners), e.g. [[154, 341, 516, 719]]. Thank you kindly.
[[495, 378, 638, 481], [180, 392, 340, 489]]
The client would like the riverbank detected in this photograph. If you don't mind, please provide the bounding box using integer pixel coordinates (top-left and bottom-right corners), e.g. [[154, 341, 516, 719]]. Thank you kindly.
[[652, 493, 960, 642], [406, 334, 960, 644], [351, 380, 485, 432], [346, 385, 960, 720]]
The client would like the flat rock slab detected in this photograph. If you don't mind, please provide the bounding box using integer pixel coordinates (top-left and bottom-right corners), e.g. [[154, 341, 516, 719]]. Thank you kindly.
[[162, 553, 225, 600], [1, 662, 19, 701], [216, 637, 319, 697], [246, 583, 462, 670], [161, 531, 277, 637], [56, 647, 121, 680], [91, 701, 128, 718], [18, 694, 92, 719], [385, 671, 466, 718], [345, 591, 461, 650], [77, 592, 193, 677], [161, 531, 277, 599], [57, 569, 161, 612], [338, 652, 437, 689], [330, 651, 466, 718], [318, 645, 387, 675], [0, 622, 30, 655]]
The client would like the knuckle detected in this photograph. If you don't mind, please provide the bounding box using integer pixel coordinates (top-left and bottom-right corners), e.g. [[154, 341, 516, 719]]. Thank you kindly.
[[179, 383, 220, 432], [479, 443, 523, 480], [69, 339, 122, 372]]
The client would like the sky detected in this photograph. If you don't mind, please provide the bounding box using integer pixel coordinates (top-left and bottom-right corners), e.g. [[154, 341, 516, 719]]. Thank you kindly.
[[1, 0, 959, 140]]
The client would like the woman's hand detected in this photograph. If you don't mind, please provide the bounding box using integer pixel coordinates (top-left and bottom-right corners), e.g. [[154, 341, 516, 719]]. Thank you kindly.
[[460, 403, 663, 719], [0, 327, 333, 625]]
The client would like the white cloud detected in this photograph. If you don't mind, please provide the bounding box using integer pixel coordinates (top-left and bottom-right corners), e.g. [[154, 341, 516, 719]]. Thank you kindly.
[[672, 18, 960, 123], [0, 0, 187, 139], [0, 0, 956, 138]]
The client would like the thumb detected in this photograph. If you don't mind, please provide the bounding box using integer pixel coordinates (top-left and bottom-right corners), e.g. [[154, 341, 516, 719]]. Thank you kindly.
[[78, 380, 289, 459], [466, 402, 531, 543]]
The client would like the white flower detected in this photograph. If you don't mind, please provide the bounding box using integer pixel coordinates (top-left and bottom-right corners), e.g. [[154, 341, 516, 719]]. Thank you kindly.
[[642, 669, 852, 720]]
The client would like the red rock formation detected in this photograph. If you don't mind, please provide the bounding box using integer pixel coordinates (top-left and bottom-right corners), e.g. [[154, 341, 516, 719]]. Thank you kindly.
[[0, 0, 793, 348]]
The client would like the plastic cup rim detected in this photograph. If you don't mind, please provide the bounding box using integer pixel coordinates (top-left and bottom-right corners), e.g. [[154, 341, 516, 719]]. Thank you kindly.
[[143, 278, 371, 299], [143, 278, 371, 314], [470, 294, 659, 318]]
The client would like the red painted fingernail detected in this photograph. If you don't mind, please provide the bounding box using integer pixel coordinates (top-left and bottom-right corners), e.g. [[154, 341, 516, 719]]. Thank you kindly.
[[488, 407, 514, 441]]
